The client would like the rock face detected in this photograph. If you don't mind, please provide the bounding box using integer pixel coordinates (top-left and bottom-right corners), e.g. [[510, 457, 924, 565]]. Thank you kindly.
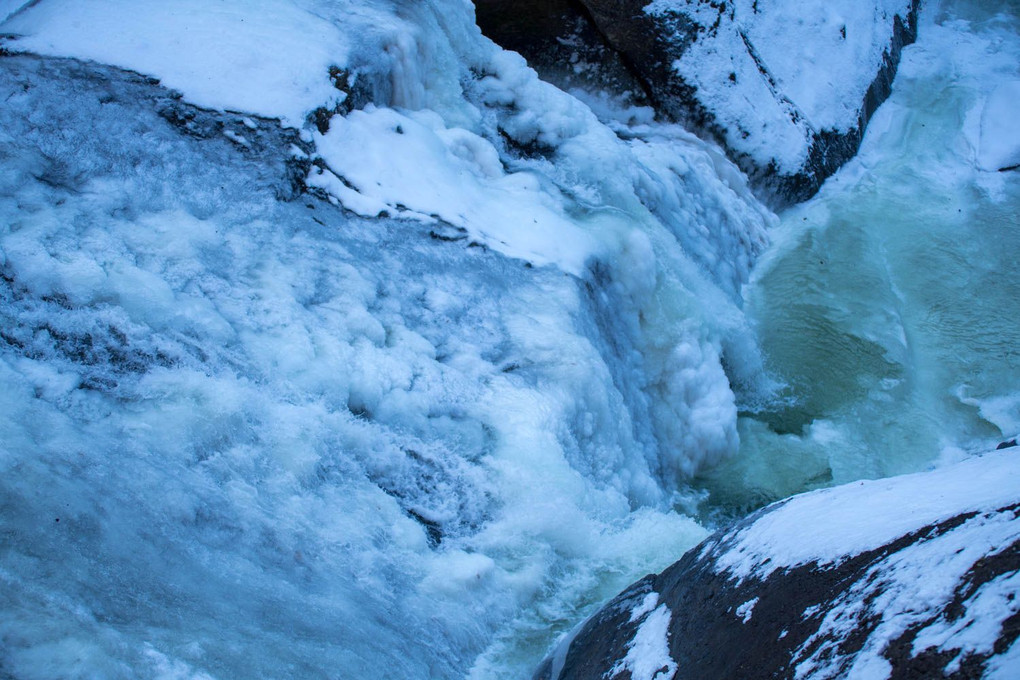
[[472, 1, 647, 101], [535, 448, 1020, 679], [475, 0, 920, 204]]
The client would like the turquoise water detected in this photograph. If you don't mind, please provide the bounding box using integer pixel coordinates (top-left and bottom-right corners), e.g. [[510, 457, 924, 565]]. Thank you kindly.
[[697, 0, 1020, 520]]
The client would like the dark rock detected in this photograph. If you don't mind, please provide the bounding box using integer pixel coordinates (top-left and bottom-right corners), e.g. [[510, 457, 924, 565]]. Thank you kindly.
[[474, 0, 652, 108], [534, 575, 658, 680]]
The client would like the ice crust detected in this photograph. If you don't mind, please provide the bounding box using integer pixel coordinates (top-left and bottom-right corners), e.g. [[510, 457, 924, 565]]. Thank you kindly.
[[0, 53, 718, 678]]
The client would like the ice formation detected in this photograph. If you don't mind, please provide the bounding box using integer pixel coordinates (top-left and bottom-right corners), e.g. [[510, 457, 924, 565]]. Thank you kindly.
[[0, 1, 773, 677]]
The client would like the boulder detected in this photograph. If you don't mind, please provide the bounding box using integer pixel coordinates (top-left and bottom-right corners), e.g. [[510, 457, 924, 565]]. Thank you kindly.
[[475, 0, 921, 204], [535, 448, 1020, 679]]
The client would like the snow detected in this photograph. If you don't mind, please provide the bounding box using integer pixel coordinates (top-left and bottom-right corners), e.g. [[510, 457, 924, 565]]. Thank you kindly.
[[711, 448, 1020, 581], [735, 597, 758, 623], [0, 0, 1017, 677], [611, 593, 678, 680], [911, 570, 1020, 671], [0, 0, 361, 127], [645, 0, 915, 173], [970, 79, 1020, 171], [790, 482, 1020, 678], [630, 592, 662, 622], [310, 105, 601, 274], [985, 637, 1020, 680]]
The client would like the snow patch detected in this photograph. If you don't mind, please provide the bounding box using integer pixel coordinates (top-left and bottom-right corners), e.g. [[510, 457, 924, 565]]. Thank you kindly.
[[0, 0, 357, 127], [735, 597, 758, 624], [630, 592, 662, 623], [969, 80, 1020, 171], [311, 105, 600, 275], [611, 596, 678, 680]]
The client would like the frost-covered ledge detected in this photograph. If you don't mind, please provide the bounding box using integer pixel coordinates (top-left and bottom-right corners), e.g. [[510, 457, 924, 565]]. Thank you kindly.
[[535, 447, 1020, 680]]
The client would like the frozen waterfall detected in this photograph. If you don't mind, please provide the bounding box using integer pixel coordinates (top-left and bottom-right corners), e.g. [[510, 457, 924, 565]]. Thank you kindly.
[[0, 0, 1017, 678]]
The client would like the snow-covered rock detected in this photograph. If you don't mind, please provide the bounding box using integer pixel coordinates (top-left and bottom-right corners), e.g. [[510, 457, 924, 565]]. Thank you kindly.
[[476, 0, 921, 203], [535, 446, 1020, 679]]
